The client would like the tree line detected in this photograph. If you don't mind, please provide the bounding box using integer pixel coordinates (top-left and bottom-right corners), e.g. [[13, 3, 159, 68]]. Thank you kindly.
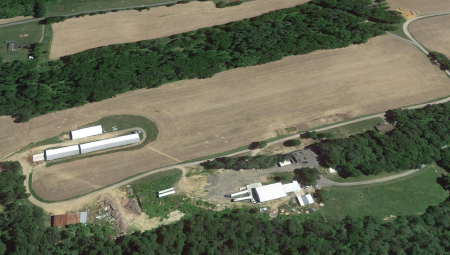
[[2, 160, 450, 254], [201, 154, 292, 170], [0, 0, 404, 122], [0, 0, 56, 19], [313, 102, 450, 177], [430, 51, 450, 71]]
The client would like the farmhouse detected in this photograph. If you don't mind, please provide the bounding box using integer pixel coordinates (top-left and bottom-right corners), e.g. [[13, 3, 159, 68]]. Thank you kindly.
[[52, 212, 87, 227], [297, 194, 314, 206], [45, 145, 80, 161], [70, 125, 103, 140], [79, 133, 140, 154], [375, 123, 395, 132]]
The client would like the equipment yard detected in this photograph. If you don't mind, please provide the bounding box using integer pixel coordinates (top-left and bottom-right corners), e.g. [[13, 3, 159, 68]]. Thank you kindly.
[[409, 14, 450, 57], [0, 35, 439, 200], [49, 0, 309, 59]]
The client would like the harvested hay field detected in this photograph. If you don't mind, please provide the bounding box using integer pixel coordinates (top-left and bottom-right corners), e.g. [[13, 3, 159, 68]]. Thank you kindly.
[[0, 16, 33, 25], [386, 0, 450, 15], [1, 35, 449, 200], [49, 0, 309, 59], [409, 15, 450, 57]]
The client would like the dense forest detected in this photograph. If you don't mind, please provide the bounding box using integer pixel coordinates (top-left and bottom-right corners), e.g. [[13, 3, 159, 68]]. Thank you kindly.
[[313, 102, 450, 177], [0, 0, 56, 18], [0, 0, 404, 122], [201, 154, 292, 170], [2, 160, 450, 254]]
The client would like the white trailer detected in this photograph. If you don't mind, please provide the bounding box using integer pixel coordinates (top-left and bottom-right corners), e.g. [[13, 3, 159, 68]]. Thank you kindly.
[[232, 196, 253, 202], [158, 190, 176, 198], [230, 190, 249, 197], [158, 187, 175, 195]]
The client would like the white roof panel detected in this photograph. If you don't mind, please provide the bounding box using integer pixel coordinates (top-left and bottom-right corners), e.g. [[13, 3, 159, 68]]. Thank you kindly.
[[46, 145, 80, 156], [32, 153, 45, 162], [283, 181, 301, 193], [298, 194, 314, 206], [278, 160, 291, 167], [80, 133, 140, 150], [254, 182, 287, 203], [71, 125, 103, 140]]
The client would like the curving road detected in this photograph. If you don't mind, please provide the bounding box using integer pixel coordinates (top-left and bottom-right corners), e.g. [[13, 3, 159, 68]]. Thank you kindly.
[[0, 1, 178, 28], [21, 11, 450, 213]]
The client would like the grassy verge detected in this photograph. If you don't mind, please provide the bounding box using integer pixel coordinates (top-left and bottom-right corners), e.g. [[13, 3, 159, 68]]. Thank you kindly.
[[131, 169, 202, 218], [267, 171, 294, 183], [0, 21, 42, 62], [39, 24, 53, 63], [327, 169, 409, 183], [46, 0, 171, 16], [388, 21, 408, 39], [46, 115, 158, 167], [321, 164, 448, 220], [17, 134, 65, 154], [324, 117, 383, 138]]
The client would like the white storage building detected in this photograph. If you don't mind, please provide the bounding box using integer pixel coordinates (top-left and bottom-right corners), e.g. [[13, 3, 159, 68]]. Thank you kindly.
[[297, 194, 315, 206], [79, 133, 140, 154], [253, 183, 287, 203], [45, 145, 80, 161], [282, 181, 301, 193], [71, 125, 103, 140]]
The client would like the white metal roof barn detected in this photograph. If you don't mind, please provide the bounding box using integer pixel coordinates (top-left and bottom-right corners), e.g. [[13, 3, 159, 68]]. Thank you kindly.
[[79, 133, 140, 154], [253, 183, 287, 203], [282, 181, 301, 193], [45, 145, 80, 161], [70, 125, 103, 140]]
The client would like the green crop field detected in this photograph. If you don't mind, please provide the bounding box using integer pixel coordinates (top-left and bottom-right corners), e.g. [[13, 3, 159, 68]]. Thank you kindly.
[[0, 22, 43, 62], [321, 164, 449, 220], [46, 0, 171, 16]]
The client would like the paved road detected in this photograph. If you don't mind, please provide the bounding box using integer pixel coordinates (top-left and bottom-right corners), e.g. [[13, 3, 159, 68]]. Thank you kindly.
[[401, 12, 450, 77], [318, 168, 421, 187], [0, 1, 178, 28]]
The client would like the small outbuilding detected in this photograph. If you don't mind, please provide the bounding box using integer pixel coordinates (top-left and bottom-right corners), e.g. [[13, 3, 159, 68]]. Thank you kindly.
[[52, 212, 87, 227], [70, 125, 103, 140], [45, 145, 80, 161], [282, 181, 301, 193], [79, 133, 140, 154], [297, 194, 314, 206], [375, 123, 395, 132], [278, 160, 292, 167]]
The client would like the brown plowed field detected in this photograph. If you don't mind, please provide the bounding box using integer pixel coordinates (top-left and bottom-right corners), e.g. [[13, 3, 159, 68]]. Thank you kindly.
[[1, 35, 449, 200], [409, 15, 450, 57], [386, 0, 450, 15], [0, 16, 33, 25], [49, 0, 309, 59]]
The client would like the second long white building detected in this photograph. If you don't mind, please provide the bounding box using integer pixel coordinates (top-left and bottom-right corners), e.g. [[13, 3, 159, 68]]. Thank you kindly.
[[79, 133, 141, 154]]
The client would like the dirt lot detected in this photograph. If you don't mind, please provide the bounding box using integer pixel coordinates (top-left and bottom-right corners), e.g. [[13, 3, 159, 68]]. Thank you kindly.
[[1, 35, 450, 200], [49, 0, 309, 59], [386, 0, 450, 15], [0, 16, 33, 25], [409, 15, 450, 57]]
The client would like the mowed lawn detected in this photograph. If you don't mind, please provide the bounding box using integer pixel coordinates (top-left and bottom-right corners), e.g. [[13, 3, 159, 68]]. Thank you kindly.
[[0, 21, 42, 62], [324, 117, 384, 139], [321, 165, 449, 220], [46, 0, 173, 16]]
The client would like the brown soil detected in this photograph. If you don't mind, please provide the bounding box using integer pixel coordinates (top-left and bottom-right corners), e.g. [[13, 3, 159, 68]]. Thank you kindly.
[[0, 16, 33, 25], [1, 35, 449, 200], [49, 0, 309, 59], [409, 15, 450, 57], [386, 0, 450, 15], [399, 10, 417, 20]]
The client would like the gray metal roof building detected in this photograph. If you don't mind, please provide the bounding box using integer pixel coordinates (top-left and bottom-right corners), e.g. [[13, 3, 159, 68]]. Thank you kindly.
[[71, 125, 103, 140], [45, 145, 80, 161], [79, 133, 140, 154]]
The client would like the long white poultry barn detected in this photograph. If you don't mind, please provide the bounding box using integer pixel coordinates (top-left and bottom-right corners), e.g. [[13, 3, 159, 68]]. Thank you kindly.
[[45, 145, 80, 161], [70, 125, 103, 140], [79, 133, 140, 154]]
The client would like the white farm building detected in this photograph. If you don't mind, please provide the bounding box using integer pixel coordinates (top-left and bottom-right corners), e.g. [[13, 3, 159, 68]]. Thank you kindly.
[[231, 181, 301, 203], [297, 194, 315, 206], [70, 125, 103, 140], [45, 145, 80, 161], [79, 133, 140, 154]]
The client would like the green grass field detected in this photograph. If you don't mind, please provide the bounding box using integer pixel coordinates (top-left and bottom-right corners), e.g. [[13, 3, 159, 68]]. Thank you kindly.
[[327, 170, 408, 183], [324, 117, 384, 138], [388, 21, 409, 40], [0, 21, 42, 62], [267, 171, 294, 183], [321, 164, 449, 220], [46, 0, 172, 16]]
